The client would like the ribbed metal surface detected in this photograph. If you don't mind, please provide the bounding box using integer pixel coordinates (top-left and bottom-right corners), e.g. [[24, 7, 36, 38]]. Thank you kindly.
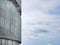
[[0, 39, 19, 45], [8, 0, 21, 15], [0, 0, 21, 44]]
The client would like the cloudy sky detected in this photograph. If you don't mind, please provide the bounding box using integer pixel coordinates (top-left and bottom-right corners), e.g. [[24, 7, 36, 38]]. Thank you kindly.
[[22, 0, 60, 45]]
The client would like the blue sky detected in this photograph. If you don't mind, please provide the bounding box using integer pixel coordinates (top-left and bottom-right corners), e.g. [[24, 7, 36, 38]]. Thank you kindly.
[[22, 0, 60, 45]]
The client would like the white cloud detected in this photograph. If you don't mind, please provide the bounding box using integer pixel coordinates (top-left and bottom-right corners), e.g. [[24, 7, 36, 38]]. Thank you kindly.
[[28, 35, 39, 40], [22, 0, 60, 41], [22, 0, 60, 13], [22, 10, 60, 40]]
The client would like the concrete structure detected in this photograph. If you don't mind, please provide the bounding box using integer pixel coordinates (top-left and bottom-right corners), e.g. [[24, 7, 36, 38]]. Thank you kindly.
[[0, 0, 21, 45]]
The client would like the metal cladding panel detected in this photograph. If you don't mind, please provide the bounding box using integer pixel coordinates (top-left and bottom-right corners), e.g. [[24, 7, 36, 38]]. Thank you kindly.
[[0, 39, 19, 45], [0, 0, 21, 43]]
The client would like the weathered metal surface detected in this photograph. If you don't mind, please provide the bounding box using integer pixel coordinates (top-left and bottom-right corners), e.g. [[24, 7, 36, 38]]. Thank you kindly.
[[0, 39, 19, 45], [0, 0, 21, 44], [8, 0, 21, 15]]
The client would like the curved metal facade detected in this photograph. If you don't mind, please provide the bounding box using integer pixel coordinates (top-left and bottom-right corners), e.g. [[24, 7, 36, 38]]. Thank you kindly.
[[0, 0, 21, 45], [0, 39, 19, 45]]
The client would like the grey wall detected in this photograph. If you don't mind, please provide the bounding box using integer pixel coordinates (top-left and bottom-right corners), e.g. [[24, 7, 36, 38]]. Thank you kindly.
[[16, 0, 21, 6], [0, 0, 21, 43]]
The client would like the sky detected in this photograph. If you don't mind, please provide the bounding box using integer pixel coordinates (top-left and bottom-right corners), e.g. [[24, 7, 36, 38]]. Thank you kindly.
[[21, 0, 60, 45]]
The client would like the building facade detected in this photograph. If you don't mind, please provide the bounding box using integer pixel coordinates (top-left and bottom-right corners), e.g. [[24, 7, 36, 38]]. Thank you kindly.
[[0, 0, 21, 45]]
